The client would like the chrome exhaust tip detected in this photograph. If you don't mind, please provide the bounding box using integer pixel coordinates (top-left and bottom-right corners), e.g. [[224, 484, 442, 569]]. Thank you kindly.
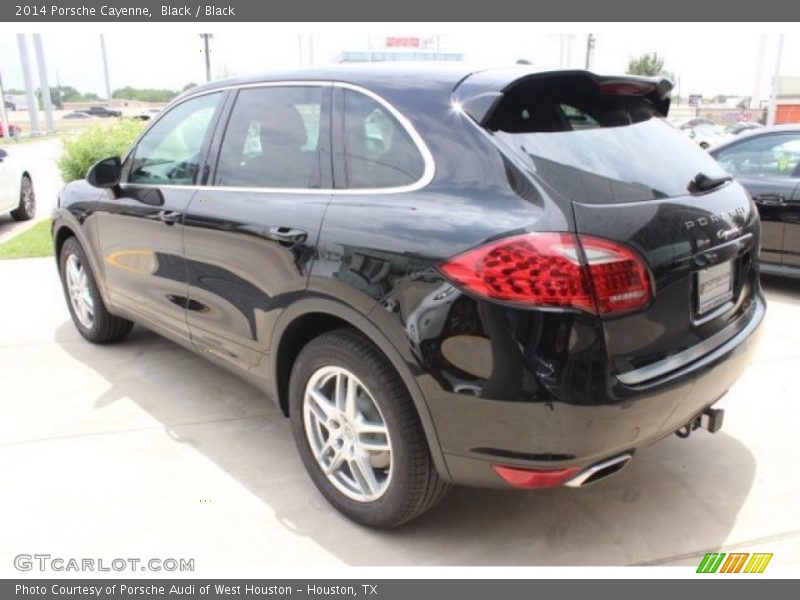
[[564, 453, 633, 488]]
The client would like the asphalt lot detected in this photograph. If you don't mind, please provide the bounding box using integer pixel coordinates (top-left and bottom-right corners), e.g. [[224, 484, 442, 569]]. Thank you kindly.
[[1, 250, 799, 570]]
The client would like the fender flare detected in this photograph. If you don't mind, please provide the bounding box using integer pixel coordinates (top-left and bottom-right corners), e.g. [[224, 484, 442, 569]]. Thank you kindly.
[[52, 212, 112, 308]]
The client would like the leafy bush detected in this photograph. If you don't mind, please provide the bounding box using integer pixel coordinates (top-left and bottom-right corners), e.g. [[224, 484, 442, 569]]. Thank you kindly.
[[58, 119, 145, 183]]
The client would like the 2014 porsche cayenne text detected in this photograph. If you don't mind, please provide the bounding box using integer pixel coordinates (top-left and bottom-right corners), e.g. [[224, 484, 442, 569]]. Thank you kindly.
[[52, 66, 766, 528]]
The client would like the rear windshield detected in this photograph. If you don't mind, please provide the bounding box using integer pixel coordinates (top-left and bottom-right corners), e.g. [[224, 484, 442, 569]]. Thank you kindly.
[[487, 89, 729, 203]]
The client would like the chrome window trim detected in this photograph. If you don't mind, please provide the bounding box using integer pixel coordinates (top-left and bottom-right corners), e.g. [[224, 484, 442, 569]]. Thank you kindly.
[[616, 297, 765, 386], [122, 80, 435, 196]]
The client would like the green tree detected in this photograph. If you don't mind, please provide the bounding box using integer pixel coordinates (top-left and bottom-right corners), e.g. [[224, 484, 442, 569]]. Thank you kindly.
[[112, 86, 179, 103], [627, 52, 670, 77]]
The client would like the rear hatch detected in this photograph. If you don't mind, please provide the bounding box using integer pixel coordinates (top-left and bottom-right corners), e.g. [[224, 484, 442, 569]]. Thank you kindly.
[[462, 70, 761, 384]]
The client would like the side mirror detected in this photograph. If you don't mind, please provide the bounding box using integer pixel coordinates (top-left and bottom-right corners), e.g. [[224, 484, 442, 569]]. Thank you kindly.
[[0, 148, 7, 161], [87, 156, 121, 188]]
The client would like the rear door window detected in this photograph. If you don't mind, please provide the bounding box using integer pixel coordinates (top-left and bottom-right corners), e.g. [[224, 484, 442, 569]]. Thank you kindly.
[[215, 86, 326, 189], [487, 89, 730, 203]]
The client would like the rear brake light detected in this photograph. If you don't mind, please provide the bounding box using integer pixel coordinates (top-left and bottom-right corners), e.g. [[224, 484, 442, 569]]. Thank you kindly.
[[439, 232, 651, 315], [492, 464, 580, 488], [598, 81, 654, 96]]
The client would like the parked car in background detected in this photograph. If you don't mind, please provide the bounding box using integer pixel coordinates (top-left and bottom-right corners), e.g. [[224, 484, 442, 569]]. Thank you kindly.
[[85, 105, 122, 118], [725, 121, 764, 136], [683, 122, 732, 149], [711, 125, 800, 278], [52, 66, 765, 528], [0, 147, 35, 221], [670, 116, 716, 130], [3, 94, 28, 111], [62, 111, 94, 120], [0, 122, 23, 138], [133, 108, 162, 121]]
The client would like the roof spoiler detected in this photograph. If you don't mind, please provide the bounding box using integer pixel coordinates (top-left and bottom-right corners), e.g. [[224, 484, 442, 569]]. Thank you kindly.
[[454, 69, 673, 125]]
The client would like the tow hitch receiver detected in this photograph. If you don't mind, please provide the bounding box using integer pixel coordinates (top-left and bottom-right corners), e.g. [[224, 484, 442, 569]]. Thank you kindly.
[[676, 407, 725, 439]]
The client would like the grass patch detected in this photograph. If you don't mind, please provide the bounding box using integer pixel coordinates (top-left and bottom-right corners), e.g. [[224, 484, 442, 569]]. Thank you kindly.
[[0, 220, 53, 259]]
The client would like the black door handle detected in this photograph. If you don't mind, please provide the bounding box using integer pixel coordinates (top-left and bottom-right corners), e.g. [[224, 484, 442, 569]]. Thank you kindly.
[[265, 227, 307, 245], [157, 210, 182, 225], [753, 194, 785, 206]]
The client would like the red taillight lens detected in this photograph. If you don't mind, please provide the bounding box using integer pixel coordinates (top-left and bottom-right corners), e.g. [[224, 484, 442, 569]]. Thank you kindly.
[[439, 232, 651, 315], [439, 232, 596, 312], [492, 464, 580, 488]]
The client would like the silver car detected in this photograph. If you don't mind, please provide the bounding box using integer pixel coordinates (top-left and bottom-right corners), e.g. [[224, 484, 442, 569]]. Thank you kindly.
[[0, 147, 35, 221]]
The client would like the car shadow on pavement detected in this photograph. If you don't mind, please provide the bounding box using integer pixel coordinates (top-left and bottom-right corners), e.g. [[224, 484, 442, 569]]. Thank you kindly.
[[761, 274, 800, 301], [54, 320, 756, 566]]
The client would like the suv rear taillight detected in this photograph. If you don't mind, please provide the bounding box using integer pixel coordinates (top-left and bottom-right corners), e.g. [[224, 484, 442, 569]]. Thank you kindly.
[[439, 232, 651, 315]]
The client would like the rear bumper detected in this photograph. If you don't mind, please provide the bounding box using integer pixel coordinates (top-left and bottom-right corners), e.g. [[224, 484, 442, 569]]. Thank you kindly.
[[432, 295, 765, 488]]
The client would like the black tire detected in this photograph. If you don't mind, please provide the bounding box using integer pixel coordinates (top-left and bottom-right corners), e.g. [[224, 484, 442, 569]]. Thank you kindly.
[[10, 174, 35, 221], [59, 236, 133, 344], [289, 328, 449, 528]]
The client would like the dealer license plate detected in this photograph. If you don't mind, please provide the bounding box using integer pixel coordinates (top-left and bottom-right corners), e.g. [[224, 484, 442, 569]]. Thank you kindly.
[[697, 260, 734, 314]]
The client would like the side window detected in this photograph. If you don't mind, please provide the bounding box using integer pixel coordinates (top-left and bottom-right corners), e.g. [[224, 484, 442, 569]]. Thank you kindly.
[[342, 89, 425, 189], [129, 92, 221, 185], [215, 86, 324, 188], [716, 134, 800, 179]]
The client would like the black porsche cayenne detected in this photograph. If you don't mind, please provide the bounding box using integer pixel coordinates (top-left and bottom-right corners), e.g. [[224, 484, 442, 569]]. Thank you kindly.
[[53, 66, 765, 528]]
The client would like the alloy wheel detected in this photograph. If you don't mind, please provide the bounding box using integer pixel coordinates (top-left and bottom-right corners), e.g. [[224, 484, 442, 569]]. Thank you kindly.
[[21, 177, 35, 215], [65, 254, 95, 329], [303, 366, 393, 502]]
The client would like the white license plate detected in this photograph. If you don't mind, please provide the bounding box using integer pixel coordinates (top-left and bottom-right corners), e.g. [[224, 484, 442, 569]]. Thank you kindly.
[[697, 261, 734, 314]]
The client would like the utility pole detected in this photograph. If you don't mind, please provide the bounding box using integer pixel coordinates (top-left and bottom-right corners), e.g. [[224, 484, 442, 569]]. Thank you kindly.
[[200, 34, 213, 82], [0, 72, 9, 141], [584, 33, 595, 70], [55, 71, 63, 109], [16, 34, 41, 136], [32, 34, 54, 133], [100, 34, 112, 103], [767, 33, 784, 126], [752, 34, 767, 109]]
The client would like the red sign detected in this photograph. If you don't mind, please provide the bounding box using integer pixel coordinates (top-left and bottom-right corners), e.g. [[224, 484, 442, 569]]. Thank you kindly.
[[386, 37, 420, 48]]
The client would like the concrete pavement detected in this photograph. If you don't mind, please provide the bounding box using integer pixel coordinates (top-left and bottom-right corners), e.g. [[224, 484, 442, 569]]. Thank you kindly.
[[0, 257, 799, 571]]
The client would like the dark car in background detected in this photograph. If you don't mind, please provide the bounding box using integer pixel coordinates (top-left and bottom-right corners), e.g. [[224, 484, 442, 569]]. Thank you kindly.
[[670, 116, 716, 130], [85, 105, 121, 118], [52, 66, 765, 527], [62, 111, 93, 120], [711, 125, 800, 278]]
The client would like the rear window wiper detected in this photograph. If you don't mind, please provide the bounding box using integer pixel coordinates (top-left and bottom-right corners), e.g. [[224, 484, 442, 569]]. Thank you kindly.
[[688, 172, 733, 194]]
